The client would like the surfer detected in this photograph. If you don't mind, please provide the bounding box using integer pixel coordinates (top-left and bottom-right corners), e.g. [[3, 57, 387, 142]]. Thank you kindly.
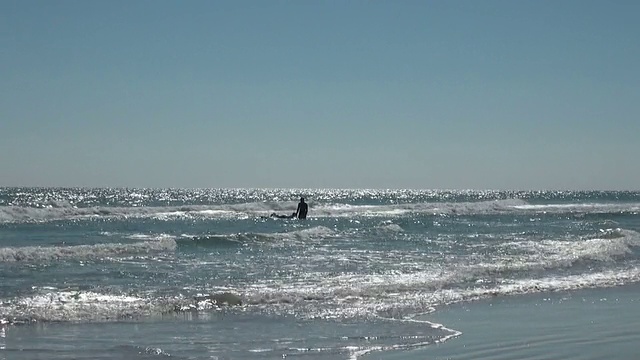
[[296, 197, 308, 219]]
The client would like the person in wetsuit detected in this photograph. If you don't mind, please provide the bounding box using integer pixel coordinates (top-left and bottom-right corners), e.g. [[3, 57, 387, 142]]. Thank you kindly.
[[296, 197, 308, 219]]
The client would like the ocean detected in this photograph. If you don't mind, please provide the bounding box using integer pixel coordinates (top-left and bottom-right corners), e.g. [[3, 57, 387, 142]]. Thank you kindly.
[[1, 188, 639, 359]]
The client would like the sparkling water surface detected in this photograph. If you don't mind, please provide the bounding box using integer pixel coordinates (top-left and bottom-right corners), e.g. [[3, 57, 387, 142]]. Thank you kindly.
[[1, 188, 639, 359]]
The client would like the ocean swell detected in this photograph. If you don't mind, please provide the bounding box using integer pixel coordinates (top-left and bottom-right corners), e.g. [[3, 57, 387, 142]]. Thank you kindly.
[[0, 238, 177, 263]]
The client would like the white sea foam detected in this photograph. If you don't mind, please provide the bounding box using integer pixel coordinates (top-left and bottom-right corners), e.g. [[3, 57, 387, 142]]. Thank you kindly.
[[0, 238, 177, 263], [237, 229, 640, 318], [239, 263, 640, 323], [446, 268, 640, 303], [348, 315, 462, 359], [512, 202, 640, 214], [1, 291, 151, 322], [504, 228, 640, 265], [1, 290, 246, 324], [126, 233, 177, 241], [4, 266, 639, 325], [246, 226, 336, 243]]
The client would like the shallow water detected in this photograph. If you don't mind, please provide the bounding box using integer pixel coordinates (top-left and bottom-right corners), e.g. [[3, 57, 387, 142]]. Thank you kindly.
[[419, 285, 640, 360]]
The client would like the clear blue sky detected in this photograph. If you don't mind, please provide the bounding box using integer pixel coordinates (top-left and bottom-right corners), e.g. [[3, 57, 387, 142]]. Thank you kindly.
[[1, 0, 639, 189]]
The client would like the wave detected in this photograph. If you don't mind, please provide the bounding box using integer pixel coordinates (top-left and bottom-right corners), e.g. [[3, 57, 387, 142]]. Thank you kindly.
[[0, 238, 177, 263], [228, 229, 640, 316], [237, 266, 640, 321], [3, 263, 640, 325], [177, 226, 336, 247], [0, 201, 317, 223], [502, 228, 640, 265], [0, 290, 153, 323], [2, 199, 640, 223]]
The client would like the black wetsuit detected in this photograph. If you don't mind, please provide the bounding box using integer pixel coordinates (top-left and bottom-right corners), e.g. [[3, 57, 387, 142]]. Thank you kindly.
[[296, 201, 308, 219]]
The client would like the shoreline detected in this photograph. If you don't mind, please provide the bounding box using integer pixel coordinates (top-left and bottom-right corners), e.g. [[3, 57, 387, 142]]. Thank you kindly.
[[366, 283, 640, 359]]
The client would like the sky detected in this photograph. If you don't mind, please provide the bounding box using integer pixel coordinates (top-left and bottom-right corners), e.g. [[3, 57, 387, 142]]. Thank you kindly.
[[1, 0, 639, 190]]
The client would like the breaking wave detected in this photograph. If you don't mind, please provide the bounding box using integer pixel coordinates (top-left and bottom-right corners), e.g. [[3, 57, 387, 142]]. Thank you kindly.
[[503, 228, 640, 266], [1, 290, 153, 323], [0, 238, 177, 263], [4, 264, 639, 325], [2, 228, 639, 323], [237, 267, 640, 321]]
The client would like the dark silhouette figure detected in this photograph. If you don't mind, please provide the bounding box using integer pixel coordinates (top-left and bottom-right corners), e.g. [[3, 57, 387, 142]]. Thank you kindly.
[[296, 197, 308, 219]]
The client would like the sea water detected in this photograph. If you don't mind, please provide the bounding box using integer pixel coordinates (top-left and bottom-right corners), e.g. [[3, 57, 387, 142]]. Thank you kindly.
[[1, 188, 639, 359]]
